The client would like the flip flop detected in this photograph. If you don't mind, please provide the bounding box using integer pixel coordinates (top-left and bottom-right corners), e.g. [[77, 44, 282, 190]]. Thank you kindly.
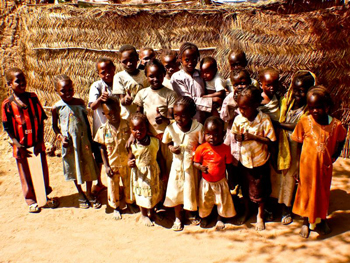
[[88, 195, 102, 209], [43, 197, 60, 209], [29, 203, 41, 213], [78, 199, 90, 209], [281, 213, 293, 225], [171, 221, 183, 231]]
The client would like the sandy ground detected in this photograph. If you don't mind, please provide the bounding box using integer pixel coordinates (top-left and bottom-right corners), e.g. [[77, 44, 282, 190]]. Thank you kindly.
[[1, 134, 350, 263]]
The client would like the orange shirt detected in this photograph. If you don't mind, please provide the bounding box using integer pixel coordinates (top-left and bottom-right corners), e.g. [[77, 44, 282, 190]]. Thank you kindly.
[[194, 142, 232, 182]]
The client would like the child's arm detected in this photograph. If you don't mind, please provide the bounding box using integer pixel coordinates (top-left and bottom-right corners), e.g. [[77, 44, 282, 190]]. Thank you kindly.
[[167, 142, 181, 155], [156, 144, 168, 182], [100, 145, 114, 178], [332, 140, 345, 163], [89, 85, 109, 110], [193, 162, 208, 173], [155, 107, 171, 125], [127, 150, 136, 168], [51, 106, 69, 148], [137, 106, 144, 113], [243, 132, 272, 145], [273, 121, 296, 131], [119, 89, 133, 106], [202, 90, 225, 99]]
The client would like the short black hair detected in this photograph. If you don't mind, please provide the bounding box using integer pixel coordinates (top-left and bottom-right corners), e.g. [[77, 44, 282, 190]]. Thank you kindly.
[[144, 58, 166, 77], [204, 116, 225, 131], [238, 85, 263, 105], [293, 71, 315, 90], [178, 42, 200, 62], [230, 68, 251, 84], [54, 74, 72, 90], [96, 57, 115, 70], [5, 68, 24, 84], [101, 96, 121, 112], [160, 49, 178, 60], [200, 57, 217, 71], [119, 44, 138, 59], [174, 96, 197, 118], [307, 85, 333, 108]]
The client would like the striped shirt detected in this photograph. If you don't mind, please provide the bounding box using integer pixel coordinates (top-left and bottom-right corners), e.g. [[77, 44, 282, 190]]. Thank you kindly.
[[231, 111, 276, 168], [2, 92, 47, 156]]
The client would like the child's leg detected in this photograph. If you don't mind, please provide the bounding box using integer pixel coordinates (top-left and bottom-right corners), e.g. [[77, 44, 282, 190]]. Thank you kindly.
[[256, 202, 265, 231], [74, 180, 89, 209], [140, 207, 154, 227], [107, 172, 122, 219], [92, 142, 106, 194], [172, 205, 183, 231], [281, 204, 293, 225], [216, 215, 225, 230], [16, 157, 37, 206], [318, 219, 331, 235], [237, 198, 250, 225], [40, 152, 53, 196], [86, 181, 101, 209], [300, 217, 310, 238]]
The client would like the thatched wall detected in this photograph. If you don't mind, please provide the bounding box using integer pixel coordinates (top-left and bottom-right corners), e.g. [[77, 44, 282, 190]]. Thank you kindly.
[[1, 0, 350, 154]]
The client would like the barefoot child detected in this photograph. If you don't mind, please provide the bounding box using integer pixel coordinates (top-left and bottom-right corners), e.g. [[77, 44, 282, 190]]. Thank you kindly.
[[138, 47, 156, 70], [94, 97, 134, 219], [133, 58, 177, 174], [113, 45, 149, 120], [291, 86, 346, 238], [2, 68, 59, 213], [160, 49, 180, 90], [127, 113, 166, 226], [200, 57, 225, 98], [232, 86, 276, 231], [274, 70, 316, 225], [194, 116, 236, 230], [52, 75, 100, 209], [89, 57, 116, 195], [163, 96, 204, 231], [171, 42, 221, 123]]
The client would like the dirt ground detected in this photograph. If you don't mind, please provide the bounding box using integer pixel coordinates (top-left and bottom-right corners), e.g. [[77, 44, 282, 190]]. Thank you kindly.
[[1, 133, 350, 263]]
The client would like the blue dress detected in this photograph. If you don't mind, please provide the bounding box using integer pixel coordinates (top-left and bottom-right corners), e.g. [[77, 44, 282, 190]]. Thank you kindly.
[[54, 100, 98, 184]]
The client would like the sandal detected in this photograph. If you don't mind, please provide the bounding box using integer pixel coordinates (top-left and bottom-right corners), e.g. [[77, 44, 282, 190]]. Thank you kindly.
[[88, 195, 102, 209], [78, 199, 90, 209], [281, 213, 293, 225], [171, 221, 183, 231], [43, 197, 60, 209], [29, 203, 41, 213]]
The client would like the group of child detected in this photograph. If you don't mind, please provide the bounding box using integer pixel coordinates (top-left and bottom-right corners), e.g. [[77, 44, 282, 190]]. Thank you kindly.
[[2, 42, 347, 238]]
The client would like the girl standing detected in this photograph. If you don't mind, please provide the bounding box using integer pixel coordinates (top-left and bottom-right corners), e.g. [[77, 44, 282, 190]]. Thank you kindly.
[[163, 96, 204, 231], [291, 86, 346, 238], [52, 75, 100, 209]]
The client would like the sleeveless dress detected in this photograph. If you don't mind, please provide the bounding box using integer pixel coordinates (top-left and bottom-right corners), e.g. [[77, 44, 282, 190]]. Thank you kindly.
[[131, 137, 162, 209], [54, 100, 98, 184]]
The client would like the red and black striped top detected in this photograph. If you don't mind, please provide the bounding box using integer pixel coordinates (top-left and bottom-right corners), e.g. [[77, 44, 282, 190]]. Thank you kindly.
[[2, 92, 47, 150]]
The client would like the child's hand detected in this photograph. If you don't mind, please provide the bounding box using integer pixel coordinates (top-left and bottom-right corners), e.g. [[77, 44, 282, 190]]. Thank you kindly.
[[243, 132, 254, 141], [128, 158, 136, 168], [62, 136, 70, 148], [155, 108, 169, 125], [212, 97, 223, 107], [105, 166, 114, 178], [123, 90, 133, 105], [33, 142, 43, 156], [199, 165, 209, 174], [100, 91, 109, 102], [293, 173, 299, 183], [169, 145, 181, 154], [17, 147, 32, 158], [235, 133, 244, 142]]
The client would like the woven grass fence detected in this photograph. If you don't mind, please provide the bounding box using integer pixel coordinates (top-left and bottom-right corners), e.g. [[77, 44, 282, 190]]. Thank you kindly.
[[2, 0, 350, 156]]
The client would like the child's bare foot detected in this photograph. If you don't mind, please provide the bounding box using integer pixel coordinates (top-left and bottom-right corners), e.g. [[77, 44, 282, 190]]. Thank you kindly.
[[256, 216, 265, 231], [141, 214, 154, 227], [113, 209, 122, 220], [318, 220, 331, 235], [200, 217, 210, 228], [215, 216, 225, 231], [128, 203, 139, 214], [300, 225, 310, 238], [236, 211, 249, 225], [171, 219, 183, 231]]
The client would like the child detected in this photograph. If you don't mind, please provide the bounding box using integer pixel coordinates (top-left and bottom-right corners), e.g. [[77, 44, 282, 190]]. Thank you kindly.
[[160, 49, 180, 90], [291, 86, 346, 238], [231, 86, 276, 231], [220, 69, 252, 190], [133, 58, 177, 174], [2, 68, 59, 213], [163, 96, 204, 231], [171, 42, 221, 123], [194, 116, 236, 230], [113, 45, 149, 120], [52, 74, 100, 209], [89, 57, 116, 195], [94, 97, 134, 220], [127, 113, 165, 226], [200, 57, 225, 98], [138, 47, 156, 70], [257, 68, 281, 122], [274, 70, 316, 225]]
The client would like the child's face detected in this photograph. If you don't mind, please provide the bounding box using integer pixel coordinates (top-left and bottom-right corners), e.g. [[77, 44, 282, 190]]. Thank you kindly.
[[130, 118, 147, 141], [120, 50, 138, 74], [229, 53, 247, 71], [173, 104, 192, 130], [308, 94, 329, 123], [292, 80, 308, 106], [146, 65, 164, 90], [102, 104, 121, 125], [97, 62, 115, 85], [231, 72, 250, 99], [237, 95, 258, 121], [161, 55, 180, 77], [57, 80, 74, 102], [261, 73, 279, 99], [204, 122, 224, 146], [200, 62, 216, 82], [181, 49, 198, 74], [139, 50, 155, 67], [9, 71, 26, 95]]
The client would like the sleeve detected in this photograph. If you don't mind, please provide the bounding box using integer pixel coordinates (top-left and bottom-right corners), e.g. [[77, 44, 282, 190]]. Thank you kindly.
[[31, 93, 47, 121], [220, 93, 236, 123], [94, 127, 105, 145], [264, 117, 277, 142], [214, 74, 225, 92], [291, 118, 305, 143], [231, 119, 239, 134], [171, 75, 213, 113], [2, 100, 14, 135], [198, 126, 205, 144], [133, 89, 143, 107], [162, 125, 173, 144], [336, 122, 347, 142], [193, 145, 203, 163], [112, 73, 125, 95], [88, 82, 101, 105], [224, 145, 233, 164], [167, 90, 177, 108]]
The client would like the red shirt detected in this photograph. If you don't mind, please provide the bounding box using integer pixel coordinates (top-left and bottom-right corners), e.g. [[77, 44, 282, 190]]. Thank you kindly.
[[2, 92, 47, 157], [194, 142, 232, 182]]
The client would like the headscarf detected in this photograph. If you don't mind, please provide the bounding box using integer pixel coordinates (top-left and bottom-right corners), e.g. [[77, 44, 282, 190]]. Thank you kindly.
[[277, 70, 316, 171]]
